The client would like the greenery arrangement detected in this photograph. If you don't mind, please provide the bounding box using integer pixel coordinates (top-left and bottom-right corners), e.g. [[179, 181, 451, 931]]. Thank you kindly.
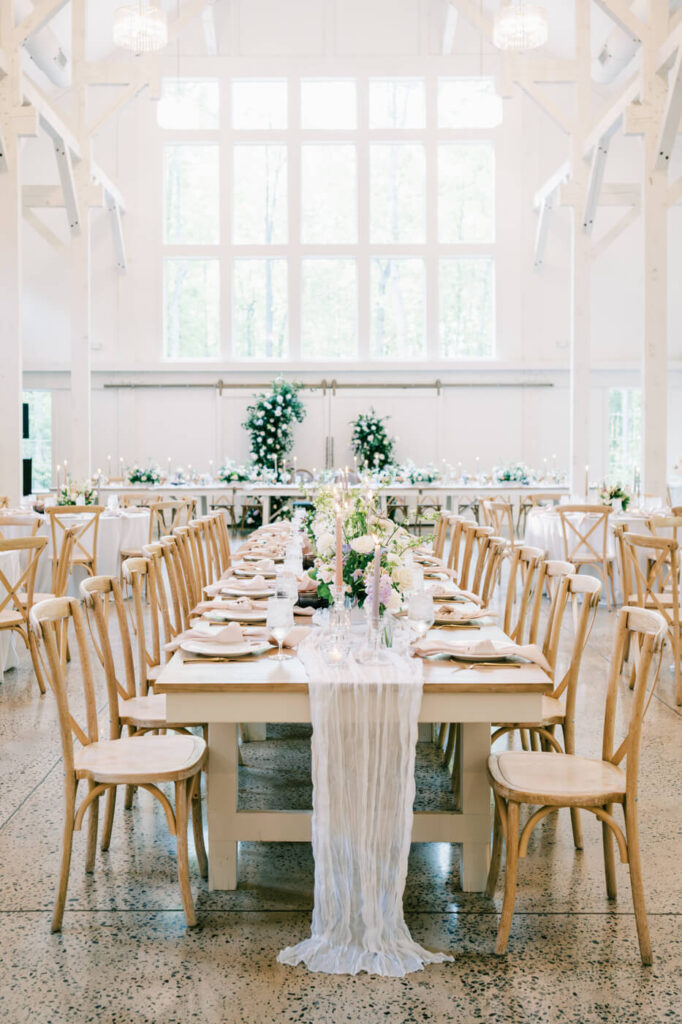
[[402, 461, 440, 484], [127, 464, 161, 485], [243, 380, 305, 477], [350, 409, 395, 471], [600, 484, 631, 511], [494, 462, 532, 484], [307, 485, 421, 612], [218, 461, 252, 483], [57, 480, 97, 506]]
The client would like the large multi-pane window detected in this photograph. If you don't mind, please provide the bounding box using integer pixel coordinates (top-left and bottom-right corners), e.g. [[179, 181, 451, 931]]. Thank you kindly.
[[160, 75, 497, 361], [608, 388, 642, 485], [22, 390, 52, 492]]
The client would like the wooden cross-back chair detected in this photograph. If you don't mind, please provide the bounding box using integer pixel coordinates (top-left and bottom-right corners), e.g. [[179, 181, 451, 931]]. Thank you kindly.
[[527, 560, 575, 677], [120, 493, 154, 508], [486, 605, 666, 964], [0, 496, 8, 509], [457, 522, 493, 591], [411, 493, 443, 535], [445, 514, 468, 579], [621, 532, 682, 705], [430, 513, 450, 561], [480, 498, 516, 548], [198, 513, 230, 581], [478, 537, 509, 608], [0, 536, 49, 693], [173, 524, 205, 607], [142, 542, 179, 651], [517, 491, 564, 535], [45, 505, 104, 593], [503, 545, 545, 643], [158, 535, 193, 632], [0, 514, 42, 539], [30, 594, 207, 932], [556, 504, 617, 609]]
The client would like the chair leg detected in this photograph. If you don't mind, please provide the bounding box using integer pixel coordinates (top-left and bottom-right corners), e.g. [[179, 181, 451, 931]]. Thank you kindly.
[[52, 780, 77, 933], [174, 779, 198, 927], [602, 802, 617, 900], [486, 797, 504, 898], [101, 786, 117, 852], [570, 807, 583, 850], [672, 629, 682, 707], [624, 801, 652, 965], [85, 781, 99, 874], [27, 630, 47, 695], [443, 722, 456, 767], [190, 774, 208, 880], [495, 800, 520, 954]]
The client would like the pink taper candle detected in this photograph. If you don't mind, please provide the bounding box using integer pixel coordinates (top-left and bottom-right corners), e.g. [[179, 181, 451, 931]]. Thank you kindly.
[[335, 512, 343, 590], [372, 541, 381, 627]]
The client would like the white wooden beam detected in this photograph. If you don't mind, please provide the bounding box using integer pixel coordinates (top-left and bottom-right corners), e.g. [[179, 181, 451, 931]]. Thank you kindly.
[[517, 79, 575, 135], [168, 0, 213, 42], [669, 176, 682, 206], [657, 20, 682, 74], [592, 0, 644, 43], [533, 194, 554, 269], [23, 183, 106, 207], [12, 0, 69, 45], [582, 76, 641, 156], [442, 3, 458, 55], [105, 192, 127, 272], [447, 0, 492, 40], [88, 79, 148, 136], [591, 205, 640, 260], [202, 2, 218, 55], [654, 46, 682, 169], [0, 120, 7, 171], [533, 160, 571, 209], [23, 206, 65, 249], [560, 182, 640, 206], [51, 132, 80, 233], [582, 136, 611, 233]]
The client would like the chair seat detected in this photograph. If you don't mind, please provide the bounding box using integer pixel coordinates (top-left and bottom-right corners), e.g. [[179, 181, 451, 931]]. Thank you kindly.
[[120, 547, 144, 560], [74, 733, 206, 784], [71, 553, 94, 565], [570, 554, 615, 564], [118, 693, 201, 730], [18, 590, 55, 605], [488, 750, 626, 806], [0, 608, 25, 627]]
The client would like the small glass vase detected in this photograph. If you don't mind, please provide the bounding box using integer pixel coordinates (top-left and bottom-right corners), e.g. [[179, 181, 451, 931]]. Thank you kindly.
[[357, 611, 391, 664]]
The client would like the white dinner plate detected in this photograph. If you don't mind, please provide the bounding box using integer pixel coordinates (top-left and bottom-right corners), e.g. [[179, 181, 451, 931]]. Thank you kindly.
[[180, 639, 272, 658], [233, 566, 278, 578], [203, 608, 267, 623], [243, 552, 284, 563], [445, 651, 517, 663], [221, 585, 275, 599]]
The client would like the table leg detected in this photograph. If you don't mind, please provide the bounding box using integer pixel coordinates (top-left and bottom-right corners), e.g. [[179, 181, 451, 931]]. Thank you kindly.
[[200, 494, 208, 515], [207, 722, 239, 890], [459, 721, 491, 892], [244, 723, 266, 742], [262, 495, 271, 525]]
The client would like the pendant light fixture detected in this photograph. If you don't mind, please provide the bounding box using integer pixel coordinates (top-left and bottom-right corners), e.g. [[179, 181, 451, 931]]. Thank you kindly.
[[493, 2, 548, 52], [113, 1, 168, 53]]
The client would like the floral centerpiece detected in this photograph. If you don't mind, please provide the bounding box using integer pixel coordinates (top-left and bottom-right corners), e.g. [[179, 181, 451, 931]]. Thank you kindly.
[[401, 460, 440, 485], [350, 409, 395, 472], [127, 464, 161, 486], [218, 460, 251, 483], [57, 480, 97, 506], [306, 485, 423, 614], [494, 462, 533, 485], [600, 484, 631, 511], [243, 379, 305, 479]]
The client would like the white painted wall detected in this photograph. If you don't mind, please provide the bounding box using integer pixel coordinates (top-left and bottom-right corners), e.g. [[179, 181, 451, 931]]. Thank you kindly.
[[17, 0, 682, 487]]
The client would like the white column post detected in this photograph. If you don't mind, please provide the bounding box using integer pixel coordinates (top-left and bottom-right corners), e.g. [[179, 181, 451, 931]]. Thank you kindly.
[[641, 3, 669, 497], [0, 141, 23, 504]]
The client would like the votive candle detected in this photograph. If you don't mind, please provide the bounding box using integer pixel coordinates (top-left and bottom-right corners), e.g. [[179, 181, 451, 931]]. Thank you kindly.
[[335, 512, 343, 590], [372, 541, 381, 628]]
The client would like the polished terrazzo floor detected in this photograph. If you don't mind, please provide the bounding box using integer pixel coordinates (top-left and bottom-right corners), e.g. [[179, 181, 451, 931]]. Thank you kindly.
[[1, 596, 681, 1023]]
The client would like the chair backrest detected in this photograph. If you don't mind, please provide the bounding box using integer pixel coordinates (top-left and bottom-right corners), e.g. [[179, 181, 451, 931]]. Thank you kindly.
[[0, 514, 41, 538], [149, 499, 193, 539], [45, 506, 104, 588], [556, 504, 611, 563], [123, 557, 161, 687], [479, 537, 509, 608], [458, 521, 493, 590], [0, 496, 8, 509], [645, 514, 682, 546], [480, 498, 515, 545], [31, 597, 121, 773], [527, 559, 575, 676], [80, 574, 139, 701], [0, 536, 48, 620], [446, 514, 467, 577], [432, 513, 450, 561], [188, 520, 209, 591], [143, 541, 181, 643], [613, 523, 631, 602], [602, 606, 666, 797], [120, 492, 154, 508], [503, 545, 545, 642], [525, 492, 564, 507], [53, 528, 77, 598], [159, 534, 193, 630], [622, 532, 680, 627], [550, 574, 602, 749]]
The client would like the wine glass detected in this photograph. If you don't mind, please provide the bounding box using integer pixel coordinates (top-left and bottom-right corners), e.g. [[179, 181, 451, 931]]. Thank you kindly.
[[267, 597, 294, 661], [407, 590, 434, 642]]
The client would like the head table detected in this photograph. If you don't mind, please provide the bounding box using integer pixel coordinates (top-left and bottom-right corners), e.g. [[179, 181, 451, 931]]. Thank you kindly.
[[155, 622, 551, 895]]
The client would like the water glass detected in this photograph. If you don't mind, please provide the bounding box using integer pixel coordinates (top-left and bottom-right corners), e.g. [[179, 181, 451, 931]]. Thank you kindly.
[[267, 597, 294, 661], [407, 590, 434, 641], [275, 571, 298, 604]]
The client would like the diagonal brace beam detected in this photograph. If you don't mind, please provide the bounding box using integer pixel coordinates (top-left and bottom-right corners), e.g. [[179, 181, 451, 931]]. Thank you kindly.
[[654, 47, 682, 170]]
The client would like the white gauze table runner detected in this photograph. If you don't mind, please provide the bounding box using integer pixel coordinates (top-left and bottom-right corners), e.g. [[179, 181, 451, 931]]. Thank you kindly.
[[278, 634, 453, 976]]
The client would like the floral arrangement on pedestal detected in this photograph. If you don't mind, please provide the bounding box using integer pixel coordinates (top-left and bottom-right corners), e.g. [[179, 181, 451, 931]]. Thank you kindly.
[[350, 409, 395, 472], [600, 483, 631, 511], [57, 480, 97, 506], [127, 464, 161, 486], [218, 461, 252, 483], [494, 462, 533, 485], [243, 380, 306, 478], [306, 485, 422, 613]]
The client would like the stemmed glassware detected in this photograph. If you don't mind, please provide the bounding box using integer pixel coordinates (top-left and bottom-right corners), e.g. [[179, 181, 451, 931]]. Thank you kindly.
[[267, 597, 294, 661], [407, 590, 434, 642]]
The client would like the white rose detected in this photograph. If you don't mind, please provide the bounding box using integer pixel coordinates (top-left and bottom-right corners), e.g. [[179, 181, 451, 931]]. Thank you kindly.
[[392, 566, 413, 590], [350, 535, 375, 554], [387, 589, 402, 613], [317, 532, 335, 556]]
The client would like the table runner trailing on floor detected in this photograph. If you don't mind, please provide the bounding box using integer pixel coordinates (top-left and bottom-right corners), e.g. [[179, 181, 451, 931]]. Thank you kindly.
[[278, 635, 453, 976]]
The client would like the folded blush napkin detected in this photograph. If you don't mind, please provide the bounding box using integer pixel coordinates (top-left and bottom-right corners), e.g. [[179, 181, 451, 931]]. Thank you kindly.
[[297, 573, 319, 594], [221, 575, 270, 593], [414, 637, 551, 671], [165, 621, 246, 653], [435, 603, 490, 622], [428, 583, 483, 606], [250, 624, 312, 649]]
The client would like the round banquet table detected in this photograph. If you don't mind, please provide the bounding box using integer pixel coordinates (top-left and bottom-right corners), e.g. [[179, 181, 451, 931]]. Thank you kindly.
[[0, 509, 151, 598]]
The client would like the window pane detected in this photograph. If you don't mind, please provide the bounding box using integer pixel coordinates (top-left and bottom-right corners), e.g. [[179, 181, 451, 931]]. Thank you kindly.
[[301, 79, 356, 129], [438, 78, 503, 129], [233, 259, 288, 359], [233, 145, 287, 244], [157, 78, 219, 129], [301, 145, 356, 243], [371, 259, 425, 359], [439, 258, 494, 359], [439, 143, 494, 243], [232, 79, 287, 129], [370, 144, 425, 243], [608, 388, 642, 485], [164, 259, 220, 359], [369, 78, 425, 129], [302, 259, 357, 359], [22, 390, 52, 492], [164, 145, 219, 244]]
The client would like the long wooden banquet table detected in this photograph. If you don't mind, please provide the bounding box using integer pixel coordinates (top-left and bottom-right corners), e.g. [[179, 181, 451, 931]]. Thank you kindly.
[[155, 622, 552, 894], [98, 482, 569, 523]]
